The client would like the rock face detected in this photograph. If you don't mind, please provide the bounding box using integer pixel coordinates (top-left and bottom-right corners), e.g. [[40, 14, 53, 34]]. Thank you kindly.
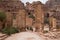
[[16, 9, 27, 29], [0, 0, 59, 32], [26, 1, 45, 32], [46, 0, 60, 29], [32, 2, 44, 32], [0, 0, 45, 32], [46, 0, 60, 8], [0, 0, 25, 27]]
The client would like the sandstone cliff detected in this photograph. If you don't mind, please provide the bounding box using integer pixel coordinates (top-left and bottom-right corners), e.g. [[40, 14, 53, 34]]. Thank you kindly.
[[46, 0, 60, 8], [46, 0, 60, 28]]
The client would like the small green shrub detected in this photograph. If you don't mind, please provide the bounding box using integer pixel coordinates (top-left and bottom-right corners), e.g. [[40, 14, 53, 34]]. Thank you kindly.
[[29, 15, 35, 18], [29, 14, 35, 20], [2, 27, 19, 35]]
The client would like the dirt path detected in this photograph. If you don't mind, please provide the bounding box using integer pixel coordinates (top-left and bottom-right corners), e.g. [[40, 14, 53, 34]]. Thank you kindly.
[[4, 31, 60, 40], [4, 32, 45, 40]]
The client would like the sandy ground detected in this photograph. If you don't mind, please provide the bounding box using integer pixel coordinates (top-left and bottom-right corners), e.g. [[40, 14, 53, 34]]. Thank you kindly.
[[0, 31, 59, 40], [4, 32, 45, 40]]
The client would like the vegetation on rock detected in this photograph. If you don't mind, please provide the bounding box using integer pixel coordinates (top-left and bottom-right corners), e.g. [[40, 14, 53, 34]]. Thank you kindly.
[[2, 27, 19, 35]]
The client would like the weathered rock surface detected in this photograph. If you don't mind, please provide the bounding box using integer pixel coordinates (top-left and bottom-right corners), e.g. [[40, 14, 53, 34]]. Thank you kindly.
[[26, 1, 45, 32], [46, 0, 60, 28], [46, 0, 60, 8]]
